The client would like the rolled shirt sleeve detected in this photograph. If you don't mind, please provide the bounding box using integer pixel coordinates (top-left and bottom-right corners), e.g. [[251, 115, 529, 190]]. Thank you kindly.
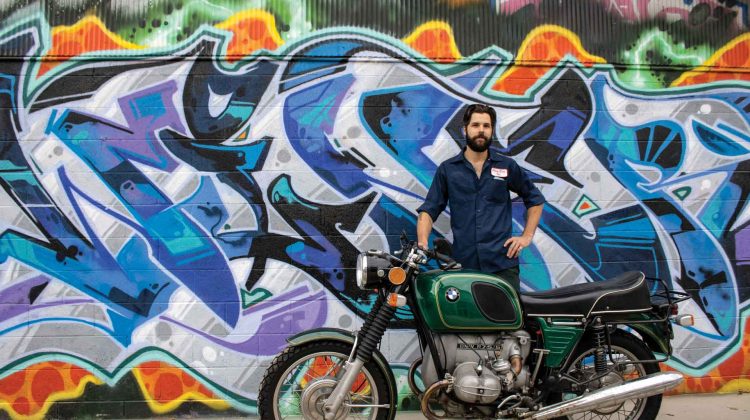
[[507, 160, 545, 208], [417, 163, 449, 221]]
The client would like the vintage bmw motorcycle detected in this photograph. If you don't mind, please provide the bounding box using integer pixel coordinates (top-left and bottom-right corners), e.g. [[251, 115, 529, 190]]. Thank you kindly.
[[258, 236, 692, 419]]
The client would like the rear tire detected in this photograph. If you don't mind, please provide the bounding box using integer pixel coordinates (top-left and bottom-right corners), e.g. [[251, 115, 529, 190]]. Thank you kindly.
[[258, 340, 394, 419], [553, 330, 662, 420]]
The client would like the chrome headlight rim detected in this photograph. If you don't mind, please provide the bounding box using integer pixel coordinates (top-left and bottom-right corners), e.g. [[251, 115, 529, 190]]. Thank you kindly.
[[356, 253, 368, 289]]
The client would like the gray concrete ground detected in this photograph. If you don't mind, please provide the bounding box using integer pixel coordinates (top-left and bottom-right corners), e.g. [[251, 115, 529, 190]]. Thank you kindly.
[[392, 392, 750, 419], [176, 392, 749, 419]]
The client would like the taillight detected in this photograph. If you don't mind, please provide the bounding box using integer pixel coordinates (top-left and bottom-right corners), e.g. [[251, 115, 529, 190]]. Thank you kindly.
[[671, 304, 679, 316]]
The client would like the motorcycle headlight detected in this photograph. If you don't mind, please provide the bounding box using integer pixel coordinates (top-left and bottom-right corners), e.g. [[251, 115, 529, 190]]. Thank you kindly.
[[356, 252, 391, 290]]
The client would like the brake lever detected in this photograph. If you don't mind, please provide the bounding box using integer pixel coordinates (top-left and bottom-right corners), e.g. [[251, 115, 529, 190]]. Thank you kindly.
[[433, 251, 460, 270], [439, 261, 461, 271]]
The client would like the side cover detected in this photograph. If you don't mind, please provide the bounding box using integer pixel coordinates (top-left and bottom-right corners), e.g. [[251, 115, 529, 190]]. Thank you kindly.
[[414, 270, 522, 332]]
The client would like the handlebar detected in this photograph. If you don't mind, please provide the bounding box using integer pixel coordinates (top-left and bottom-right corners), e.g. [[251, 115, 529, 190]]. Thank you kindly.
[[368, 244, 461, 271]]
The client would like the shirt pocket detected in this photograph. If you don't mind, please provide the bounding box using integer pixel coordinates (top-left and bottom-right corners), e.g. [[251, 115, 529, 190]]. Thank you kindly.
[[485, 178, 509, 203]]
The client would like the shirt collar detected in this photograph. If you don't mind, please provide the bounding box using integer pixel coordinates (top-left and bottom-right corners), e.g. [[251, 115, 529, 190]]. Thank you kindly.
[[446, 147, 507, 164]]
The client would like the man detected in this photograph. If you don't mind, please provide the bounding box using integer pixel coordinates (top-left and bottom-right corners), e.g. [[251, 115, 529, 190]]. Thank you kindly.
[[416, 104, 545, 290]]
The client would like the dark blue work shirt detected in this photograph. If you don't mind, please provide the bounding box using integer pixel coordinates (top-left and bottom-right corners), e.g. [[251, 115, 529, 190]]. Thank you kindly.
[[417, 149, 545, 273]]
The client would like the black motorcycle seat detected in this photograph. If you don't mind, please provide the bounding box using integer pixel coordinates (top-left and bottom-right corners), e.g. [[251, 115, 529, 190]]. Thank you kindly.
[[520, 271, 652, 318]]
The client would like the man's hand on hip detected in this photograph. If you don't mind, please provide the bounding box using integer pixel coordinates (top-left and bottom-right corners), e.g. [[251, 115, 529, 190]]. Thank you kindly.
[[504, 235, 532, 258]]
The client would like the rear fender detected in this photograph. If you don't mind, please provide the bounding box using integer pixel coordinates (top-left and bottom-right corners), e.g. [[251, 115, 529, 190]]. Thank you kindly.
[[287, 328, 398, 416], [626, 322, 671, 355]]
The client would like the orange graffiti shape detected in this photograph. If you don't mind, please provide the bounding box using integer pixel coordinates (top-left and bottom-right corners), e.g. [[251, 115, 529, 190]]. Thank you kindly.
[[664, 317, 750, 394], [133, 361, 229, 414], [0, 361, 102, 419], [39, 16, 142, 77], [492, 25, 606, 95], [403, 21, 462, 63], [216, 10, 284, 63], [672, 33, 750, 87]]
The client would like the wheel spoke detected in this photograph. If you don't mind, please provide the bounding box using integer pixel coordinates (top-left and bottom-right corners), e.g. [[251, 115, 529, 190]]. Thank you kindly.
[[565, 343, 651, 420]]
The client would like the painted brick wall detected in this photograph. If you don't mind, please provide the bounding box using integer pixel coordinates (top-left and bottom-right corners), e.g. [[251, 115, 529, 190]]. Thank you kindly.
[[0, 1, 748, 417]]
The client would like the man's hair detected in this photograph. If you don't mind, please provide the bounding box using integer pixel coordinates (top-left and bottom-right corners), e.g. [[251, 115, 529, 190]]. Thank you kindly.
[[463, 104, 497, 129]]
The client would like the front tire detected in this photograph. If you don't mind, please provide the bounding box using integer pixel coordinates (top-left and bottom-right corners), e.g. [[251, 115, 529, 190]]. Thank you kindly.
[[258, 340, 394, 420], [557, 330, 662, 420]]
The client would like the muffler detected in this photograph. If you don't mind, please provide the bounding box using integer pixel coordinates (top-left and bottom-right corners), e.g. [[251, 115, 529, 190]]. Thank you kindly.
[[522, 372, 683, 419]]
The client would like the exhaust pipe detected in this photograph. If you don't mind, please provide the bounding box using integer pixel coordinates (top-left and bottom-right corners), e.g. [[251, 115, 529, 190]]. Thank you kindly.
[[524, 372, 683, 419]]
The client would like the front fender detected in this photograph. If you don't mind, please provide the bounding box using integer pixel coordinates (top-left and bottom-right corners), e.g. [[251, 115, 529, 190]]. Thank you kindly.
[[287, 327, 358, 347], [287, 328, 398, 416]]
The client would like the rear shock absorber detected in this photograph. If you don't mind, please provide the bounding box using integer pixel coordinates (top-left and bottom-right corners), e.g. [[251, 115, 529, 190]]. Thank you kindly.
[[592, 317, 608, 374], [356, 295, 396, 363]]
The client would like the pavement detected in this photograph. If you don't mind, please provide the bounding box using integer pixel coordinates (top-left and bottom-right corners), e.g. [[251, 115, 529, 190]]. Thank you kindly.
[[164, 392, 749, 419], [392, 392, 750, 419]]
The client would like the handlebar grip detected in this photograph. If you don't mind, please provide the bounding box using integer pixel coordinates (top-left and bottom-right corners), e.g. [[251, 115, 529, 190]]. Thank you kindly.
[[433, 251, 455, 264]]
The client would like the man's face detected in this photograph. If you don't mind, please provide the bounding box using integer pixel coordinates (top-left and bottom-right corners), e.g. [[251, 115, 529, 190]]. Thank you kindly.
[[464, 112, 493, 153]]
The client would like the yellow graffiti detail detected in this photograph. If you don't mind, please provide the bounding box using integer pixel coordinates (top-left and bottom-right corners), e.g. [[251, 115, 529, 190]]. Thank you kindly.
[[671, 33, 750, 86], [0, 363, 103, 420], [216, 9, 284, 61], [132, 363, 230, 415], [403, 20, 462, 62], [492, 24, 606, 95], [50, 15, 143, 50], [717, 378, 750, 393]]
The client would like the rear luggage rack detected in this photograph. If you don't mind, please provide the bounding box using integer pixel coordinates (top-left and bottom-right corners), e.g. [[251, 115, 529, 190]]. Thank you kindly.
[[645, 276, 691, 310], [597, 277, 691, 364]]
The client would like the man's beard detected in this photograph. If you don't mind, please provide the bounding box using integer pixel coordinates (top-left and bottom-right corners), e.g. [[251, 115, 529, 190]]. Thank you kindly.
[[466, 133, 490, 153]]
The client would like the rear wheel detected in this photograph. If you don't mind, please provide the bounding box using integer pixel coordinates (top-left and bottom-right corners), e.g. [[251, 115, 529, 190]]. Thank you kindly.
[[258, 340, 394, 420], [558, 331, 662, 420]]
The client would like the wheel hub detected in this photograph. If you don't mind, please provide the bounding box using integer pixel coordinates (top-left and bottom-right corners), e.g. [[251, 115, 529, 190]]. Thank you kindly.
[[300, 378, 350, 420], [592, 372, 625, 414]]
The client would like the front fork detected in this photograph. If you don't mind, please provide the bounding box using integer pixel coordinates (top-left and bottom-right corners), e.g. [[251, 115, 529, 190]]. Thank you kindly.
[[324, 358, 366, 419], [323, 294, 396, 419]]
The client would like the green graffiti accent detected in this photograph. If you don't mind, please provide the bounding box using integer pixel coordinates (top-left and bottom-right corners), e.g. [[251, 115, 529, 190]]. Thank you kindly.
[[270, 176, 317, 210], [619, 29, 712, 88], [673, 186, 692, 201], [573, 194, 600, 218], [391, 364, 423, 411], [242, 287, 273, 308], [111, 0, 302, 45]]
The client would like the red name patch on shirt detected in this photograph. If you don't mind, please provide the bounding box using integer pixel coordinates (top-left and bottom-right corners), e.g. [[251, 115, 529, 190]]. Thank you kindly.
[[491, 167, 508, 178]]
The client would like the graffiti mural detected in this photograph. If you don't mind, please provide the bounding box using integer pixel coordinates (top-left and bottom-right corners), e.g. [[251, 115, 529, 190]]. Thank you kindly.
[[0, 0, 749, 417]]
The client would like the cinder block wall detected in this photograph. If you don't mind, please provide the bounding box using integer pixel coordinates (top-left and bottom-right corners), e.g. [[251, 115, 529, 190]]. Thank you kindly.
[[0, 1, 748, 417]]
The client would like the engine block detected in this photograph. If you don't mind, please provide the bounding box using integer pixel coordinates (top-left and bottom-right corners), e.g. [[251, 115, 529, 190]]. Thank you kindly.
[[421, 331, 532, 402]]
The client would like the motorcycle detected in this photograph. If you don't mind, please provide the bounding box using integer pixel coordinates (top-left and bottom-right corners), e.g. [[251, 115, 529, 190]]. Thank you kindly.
[[257, 235, 693, 419]]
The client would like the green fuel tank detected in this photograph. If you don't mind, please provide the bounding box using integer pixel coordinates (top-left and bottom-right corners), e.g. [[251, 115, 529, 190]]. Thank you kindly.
[[413, 270, 523, 332]]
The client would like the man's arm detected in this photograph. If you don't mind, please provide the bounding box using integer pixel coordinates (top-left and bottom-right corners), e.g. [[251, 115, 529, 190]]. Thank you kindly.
[[504, 203, 543, 258], [416, 165, 448, 249], [417, 212, 434, 249]]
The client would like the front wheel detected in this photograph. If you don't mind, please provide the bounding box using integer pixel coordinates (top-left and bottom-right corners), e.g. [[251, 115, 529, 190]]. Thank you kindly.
[[258, 340, 394, 420], [557, 330, 662, 420]]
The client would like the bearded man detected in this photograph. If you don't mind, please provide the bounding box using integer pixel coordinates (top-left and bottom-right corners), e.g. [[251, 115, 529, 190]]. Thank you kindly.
[[416, 104, 545, 290]]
